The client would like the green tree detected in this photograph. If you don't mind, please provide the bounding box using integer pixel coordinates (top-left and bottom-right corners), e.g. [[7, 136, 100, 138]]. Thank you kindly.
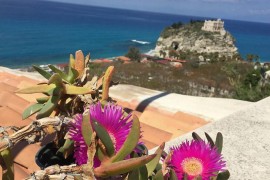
[[126, 47, 141, 62], [246, 54, 255, 62]]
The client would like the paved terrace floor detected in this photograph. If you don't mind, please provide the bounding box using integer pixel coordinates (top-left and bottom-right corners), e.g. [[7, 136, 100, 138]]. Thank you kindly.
[[0, 67, 253, 178]]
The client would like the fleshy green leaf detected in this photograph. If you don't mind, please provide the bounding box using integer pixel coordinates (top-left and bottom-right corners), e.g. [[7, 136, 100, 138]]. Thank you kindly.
[[0, 148, 14, 180], [57, 139, 74, 159], [81, 113, 92, 146], [36, 95, 60, 119], [65, 85, 94, 95], [192, 132, 202, 141], [16, 84, 56, 94], [146, 142, 165, 177], [128, 165, 148, 180], [67, 67, 79, 84], [97, 147, 107, 162], [36, 96, 50, 104], [69, 54, 75, 69], [215, 132, 223, 153], [33, 65, 52, 79], [169, 169, 178, 180], [110, 115, 141, 163], [48, 73, 64, 87], [101, 66, 115, 101], [48, 65, 68, 80], [205, 132, 215, 148], [22, 103, 44, 120], [92, 119, 115, 157], [217, 170, 230, 180], [94, 154, 156, 178], [154, 169, 163, 180]]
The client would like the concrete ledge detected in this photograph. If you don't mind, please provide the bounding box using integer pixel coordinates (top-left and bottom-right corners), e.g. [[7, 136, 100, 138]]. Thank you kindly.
[[110, 84, 252, 121], [151, 97, 270, 179]]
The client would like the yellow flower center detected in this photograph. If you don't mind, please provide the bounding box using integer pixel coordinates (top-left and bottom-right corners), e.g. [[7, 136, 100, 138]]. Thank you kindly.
[[181, 157, 203, 176]]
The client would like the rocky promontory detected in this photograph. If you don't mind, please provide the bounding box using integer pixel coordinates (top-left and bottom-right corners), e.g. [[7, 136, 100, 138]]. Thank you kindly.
[[154, 20, 239, 61]]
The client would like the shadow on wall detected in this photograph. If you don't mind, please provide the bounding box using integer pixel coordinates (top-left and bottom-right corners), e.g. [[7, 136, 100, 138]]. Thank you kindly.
[[135, 92, 170, 112]]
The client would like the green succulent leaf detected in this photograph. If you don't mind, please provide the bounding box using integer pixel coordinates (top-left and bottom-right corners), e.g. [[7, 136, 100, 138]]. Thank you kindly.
[[81, 113, 92, 146], [97, 147, 107, 162], [0, 148, 14, 180], [110, 115, 141, 163], [22, 103, 44, 120], [205, 132, 215, 148], [154, 169, 163, 180], [67, 67, 79, 84], [215, 132, 223, 153], [65, 85, 94, 95], [36, 95, 60, 119], [69, 54, 75, 69], [192, 132, 203, 141], [92, 118, 115, 157], [94, 154, 156, 178], [16, 84, 56, 94], [48, 73, 64, 87], [146, 142, 165, 177], [48, 65, 68, 80], [169, 169, 178, 180], [57, 139, 74, 159], [128, 165, 148, 180], [33, 65, 52, 80], [216, 170, 230, 180], [36, 96, 50, 104]]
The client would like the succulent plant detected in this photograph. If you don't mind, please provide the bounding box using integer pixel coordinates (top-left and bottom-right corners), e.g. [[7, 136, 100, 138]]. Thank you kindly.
[[17, 50, 114, 120], [0, 50, 230, 180], [155, 132, 230, 180], [68, 102, 165, 179]]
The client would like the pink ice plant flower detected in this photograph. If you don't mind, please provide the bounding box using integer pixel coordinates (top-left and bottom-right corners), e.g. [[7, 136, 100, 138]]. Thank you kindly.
[[69, 102, 134, 165], [169, 140, 226, 180]]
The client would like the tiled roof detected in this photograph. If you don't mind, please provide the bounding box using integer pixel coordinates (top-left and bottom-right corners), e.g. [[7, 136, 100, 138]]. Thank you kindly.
[[0, 70, 208, 178], [0, 71, 43, 178]]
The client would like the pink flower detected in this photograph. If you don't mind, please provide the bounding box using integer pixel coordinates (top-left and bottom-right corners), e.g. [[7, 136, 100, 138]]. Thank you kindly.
[[69, 102, 135, 165], [169, 140, 226, 180]]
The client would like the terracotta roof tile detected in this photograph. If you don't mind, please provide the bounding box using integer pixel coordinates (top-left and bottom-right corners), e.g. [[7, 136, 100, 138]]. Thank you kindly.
[[0, 164, 29, 179], [140, 122, 172, 148], [13, 143, 41, 172], [0, 91, 31, 115], [0, 82, 18, 93], [0, 107, 32, 126]]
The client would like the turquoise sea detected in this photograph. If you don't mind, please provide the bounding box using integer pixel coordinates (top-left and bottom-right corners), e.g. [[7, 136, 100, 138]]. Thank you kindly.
[[0, 0, 270, 68]]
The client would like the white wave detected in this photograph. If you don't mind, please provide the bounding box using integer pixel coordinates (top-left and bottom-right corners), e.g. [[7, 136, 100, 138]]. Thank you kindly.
[[131, 39, 150, 45], [145, 49, 156, 56]]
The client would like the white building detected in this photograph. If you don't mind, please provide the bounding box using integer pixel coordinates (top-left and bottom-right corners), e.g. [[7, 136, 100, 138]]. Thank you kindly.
[[202, 19, 225, 34]]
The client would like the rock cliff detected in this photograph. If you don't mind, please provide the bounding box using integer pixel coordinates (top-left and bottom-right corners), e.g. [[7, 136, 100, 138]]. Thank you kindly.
[[154, 21, 239, 61]]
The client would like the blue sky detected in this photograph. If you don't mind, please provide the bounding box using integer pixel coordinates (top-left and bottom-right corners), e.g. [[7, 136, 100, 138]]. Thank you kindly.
[[48, 0, 270, 23]]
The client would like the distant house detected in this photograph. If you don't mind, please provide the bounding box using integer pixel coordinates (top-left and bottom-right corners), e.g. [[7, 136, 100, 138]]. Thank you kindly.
[[164, 58, 186, 63], [56, 63, 68, 71], [91, 58, 113, 63], [117, 56, 131, 62]]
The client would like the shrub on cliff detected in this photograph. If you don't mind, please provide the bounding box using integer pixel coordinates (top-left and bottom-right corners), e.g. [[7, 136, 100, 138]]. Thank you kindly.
[[125, 46, 141, 62]]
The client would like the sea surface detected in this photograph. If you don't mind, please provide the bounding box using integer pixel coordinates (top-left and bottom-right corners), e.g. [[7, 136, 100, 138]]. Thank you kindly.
[[0, 0, 270, 68]]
